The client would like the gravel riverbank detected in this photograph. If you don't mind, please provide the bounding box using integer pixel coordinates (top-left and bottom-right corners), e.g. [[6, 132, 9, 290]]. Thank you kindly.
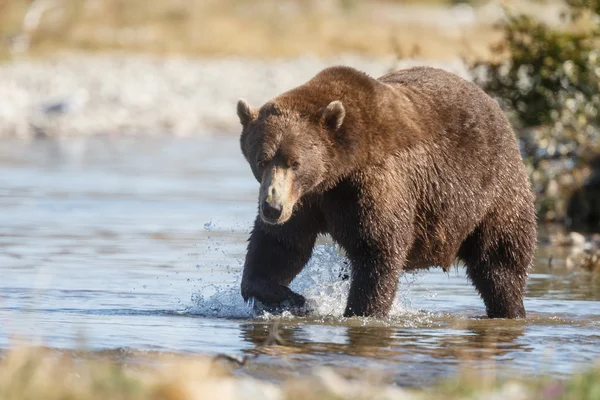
[[0, 53, 469, 139]]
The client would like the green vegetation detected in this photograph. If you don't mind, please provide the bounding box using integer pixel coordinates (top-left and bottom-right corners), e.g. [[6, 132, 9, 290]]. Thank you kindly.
[[0, 347, 599, 400], [471, 1, 600, 222]]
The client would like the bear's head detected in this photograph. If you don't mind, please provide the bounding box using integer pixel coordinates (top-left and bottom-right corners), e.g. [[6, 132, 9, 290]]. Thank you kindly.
[[237, 98, 346, 225]]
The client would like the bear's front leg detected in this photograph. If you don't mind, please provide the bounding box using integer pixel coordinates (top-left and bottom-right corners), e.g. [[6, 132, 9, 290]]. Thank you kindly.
[[241, 215, 319, 313], [343, 251, 405, 318], [323, 179, 413, 318]]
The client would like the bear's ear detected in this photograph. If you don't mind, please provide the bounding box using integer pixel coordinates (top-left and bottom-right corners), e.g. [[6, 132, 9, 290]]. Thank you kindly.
[[320, 100, 346, 131], [237, 99, 257, 128]]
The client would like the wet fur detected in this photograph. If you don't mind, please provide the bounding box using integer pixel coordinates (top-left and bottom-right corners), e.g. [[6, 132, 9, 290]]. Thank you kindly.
[[238, 66, 537, 319]]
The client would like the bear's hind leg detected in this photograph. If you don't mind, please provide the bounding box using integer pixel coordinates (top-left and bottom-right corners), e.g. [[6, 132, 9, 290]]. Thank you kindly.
[[459, 204, 536, 319]]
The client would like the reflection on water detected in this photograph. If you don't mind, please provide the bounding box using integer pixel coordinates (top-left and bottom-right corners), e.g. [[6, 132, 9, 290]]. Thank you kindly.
[[0, 136, 599, 387]]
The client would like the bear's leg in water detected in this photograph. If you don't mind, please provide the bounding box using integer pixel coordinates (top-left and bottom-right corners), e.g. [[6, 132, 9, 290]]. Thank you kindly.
[[343, 253, 405, 318], [240, 216, 318, 310], [342, 226, 409, 318], [459, 202, 536, 319], [328, 182, 412, 318]]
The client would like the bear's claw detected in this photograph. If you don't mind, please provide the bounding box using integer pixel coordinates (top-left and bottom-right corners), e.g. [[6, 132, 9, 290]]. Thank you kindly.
[[243, 280, 310, 316]]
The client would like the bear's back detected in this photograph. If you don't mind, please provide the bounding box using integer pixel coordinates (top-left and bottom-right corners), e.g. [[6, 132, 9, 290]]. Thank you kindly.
[[379, 67, 508, 135], [379, 67, 519, 162], [378, 67, 481, 105]]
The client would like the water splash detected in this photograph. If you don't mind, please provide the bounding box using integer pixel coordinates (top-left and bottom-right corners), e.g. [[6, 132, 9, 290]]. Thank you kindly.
[[289, 245, 352, 317], [188, 284, 254, 319], [187, 244, 420, 321]]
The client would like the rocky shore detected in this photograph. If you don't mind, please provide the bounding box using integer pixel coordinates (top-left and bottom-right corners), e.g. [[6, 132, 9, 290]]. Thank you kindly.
[[0, 53, 469, 139]]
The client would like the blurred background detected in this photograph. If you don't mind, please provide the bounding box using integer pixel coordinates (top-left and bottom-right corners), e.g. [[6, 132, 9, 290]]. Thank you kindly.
[[1, 0, 600, 395], [0, 0, 599, 229], [0, 0, 562, 59]]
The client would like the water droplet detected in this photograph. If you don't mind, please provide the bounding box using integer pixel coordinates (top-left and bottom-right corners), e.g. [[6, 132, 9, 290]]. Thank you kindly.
[[204, 221, 212, 231], [143, 285, 147, 289]]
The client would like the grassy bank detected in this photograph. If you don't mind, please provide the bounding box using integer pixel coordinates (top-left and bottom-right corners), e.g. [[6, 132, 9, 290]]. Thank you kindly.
[[1, 347, 599, 400]]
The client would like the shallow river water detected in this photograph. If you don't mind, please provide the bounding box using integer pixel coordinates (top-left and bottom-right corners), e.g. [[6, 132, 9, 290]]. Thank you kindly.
[[1, 136, 599, 387]]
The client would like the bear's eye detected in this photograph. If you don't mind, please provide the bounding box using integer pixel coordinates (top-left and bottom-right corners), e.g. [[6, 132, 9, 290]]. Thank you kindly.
[[257, 159, 268, 169], [291, 161, 300, 170]]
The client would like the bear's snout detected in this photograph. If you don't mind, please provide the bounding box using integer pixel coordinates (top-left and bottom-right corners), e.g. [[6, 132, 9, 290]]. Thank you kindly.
[[259, 166, 296, 224], [261, 200, 283, 221]]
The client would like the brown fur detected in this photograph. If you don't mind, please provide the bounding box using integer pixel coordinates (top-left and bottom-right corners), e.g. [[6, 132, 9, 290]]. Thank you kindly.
[[237, 66, 537, 319]]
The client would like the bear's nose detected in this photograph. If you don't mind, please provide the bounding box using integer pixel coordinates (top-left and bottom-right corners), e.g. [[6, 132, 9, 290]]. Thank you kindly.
[[262, 200, 283, 220]]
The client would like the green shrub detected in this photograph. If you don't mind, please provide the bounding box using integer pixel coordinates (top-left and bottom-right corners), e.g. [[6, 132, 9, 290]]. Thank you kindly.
[[471, 2, 600, 221]]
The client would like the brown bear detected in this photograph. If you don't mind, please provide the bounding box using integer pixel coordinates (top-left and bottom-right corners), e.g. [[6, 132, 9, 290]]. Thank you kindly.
[[236, 66, 537, 319]]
